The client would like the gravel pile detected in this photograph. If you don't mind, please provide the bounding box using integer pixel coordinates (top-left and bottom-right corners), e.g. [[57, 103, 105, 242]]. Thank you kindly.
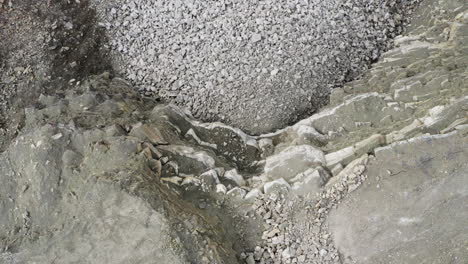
[[95, 0, 419, 134], [244, 156, 370, 264]]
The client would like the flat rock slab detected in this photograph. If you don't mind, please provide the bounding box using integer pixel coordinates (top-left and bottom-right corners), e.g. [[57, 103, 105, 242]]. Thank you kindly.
[[328, 132, 468, 264], [264, 145, 325, 181]]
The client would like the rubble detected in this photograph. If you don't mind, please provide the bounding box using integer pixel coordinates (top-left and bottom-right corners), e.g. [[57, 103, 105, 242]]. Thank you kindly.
[[0, 0, 466, 263]]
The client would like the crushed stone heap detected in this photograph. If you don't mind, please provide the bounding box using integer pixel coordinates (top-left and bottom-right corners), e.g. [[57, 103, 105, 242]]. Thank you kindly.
[[1, 0, 467, 263], [94, 0, 420, 134]]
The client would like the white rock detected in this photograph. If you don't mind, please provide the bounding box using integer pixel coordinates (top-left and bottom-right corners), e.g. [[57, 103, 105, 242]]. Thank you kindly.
[[245, 188, 262, 200], [216, 184, 227, 194], [199, 169, 220, 184], [258, 138, 274, 157], [251, 33, 262, 43], [227, 187, 247, 198], [282, 247, 292, 259], [224, 169, 246, 186]]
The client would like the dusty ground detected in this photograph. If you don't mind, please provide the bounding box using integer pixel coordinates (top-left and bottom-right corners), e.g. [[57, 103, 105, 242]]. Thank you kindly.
[[0, 0, 112, 151]]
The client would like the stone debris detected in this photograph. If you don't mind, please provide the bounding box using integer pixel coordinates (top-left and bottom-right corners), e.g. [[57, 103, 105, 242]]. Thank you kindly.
[[1, 0, 467, 263], [246, 148, 371, 264], [93, 0, 420, 134]]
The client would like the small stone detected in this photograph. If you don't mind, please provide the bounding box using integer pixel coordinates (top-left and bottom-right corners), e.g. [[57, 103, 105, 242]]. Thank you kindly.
[[319, 249, 328, 257], [105, 124, 126, 136], [251, 33, 262, 43], [51, 133, 63, 140], [246, 254, 255, 264], [258, 138, 274, 157], [64, 22, 73, 30], [224, 169, 246, 186], [198, 201, 207, 209], [199, 169, 220, 186], [227, 187, 246, 198], [245, 188, 262, 200], [216, 184, 227, 194], [264, 178, 290, 195], [282, 247, 292, 259]]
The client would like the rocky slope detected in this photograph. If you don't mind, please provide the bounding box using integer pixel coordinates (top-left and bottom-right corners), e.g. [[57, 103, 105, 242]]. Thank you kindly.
[[0, 0, 467, 263]]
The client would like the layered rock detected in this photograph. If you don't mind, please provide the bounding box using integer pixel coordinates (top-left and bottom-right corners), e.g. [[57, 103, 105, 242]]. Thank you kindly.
[[0, 0, 467, 263]]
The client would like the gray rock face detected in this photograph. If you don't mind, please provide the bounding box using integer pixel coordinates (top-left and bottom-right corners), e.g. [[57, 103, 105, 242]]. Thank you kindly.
[[0, 126, 185, 264], [1, 0, 467, 263], [94, 0, 420, 134], [328, 132, 468, 264], [0, 75, 255, 264]]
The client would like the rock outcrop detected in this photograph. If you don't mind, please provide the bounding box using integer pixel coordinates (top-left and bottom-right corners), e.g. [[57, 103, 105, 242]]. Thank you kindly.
[[0, 0, 467, 263]]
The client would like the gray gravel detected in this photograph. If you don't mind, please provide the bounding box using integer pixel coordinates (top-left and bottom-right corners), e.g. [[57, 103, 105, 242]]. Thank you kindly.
[[95, 0, 420, 134]]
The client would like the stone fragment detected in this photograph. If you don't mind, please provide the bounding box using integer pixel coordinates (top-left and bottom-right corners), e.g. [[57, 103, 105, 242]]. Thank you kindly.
[[199, 169, 220, 188], [264, 145, 325, 181], [148, 159, 162, 177], [69, 93, 97, 112], [282, 247, 292, 259], [161, 176, 182, 185], [216, 184, 227, 194], [251, 33, 262, 43], [130, 123, 168, 145], [245, 188, 262, 200], [224, 169, 246, 186], [325, 134, 384, 168], [51, 133, 63, 140], [326, 154, 368, 187], [289, 125, 327, 146], [105, 124, 126, 136], [264, 178, 290, 195], [258, 138, 274, 157], [422, 97, 468, 133], [386, 119, 424, 144], [246, 254, 255, 264], [181, 176, 200, 186], [62, 150, 82, 167], [227, 187, 247, 198], [292, 167, 330, 196], [158, 145, 215, 175]]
